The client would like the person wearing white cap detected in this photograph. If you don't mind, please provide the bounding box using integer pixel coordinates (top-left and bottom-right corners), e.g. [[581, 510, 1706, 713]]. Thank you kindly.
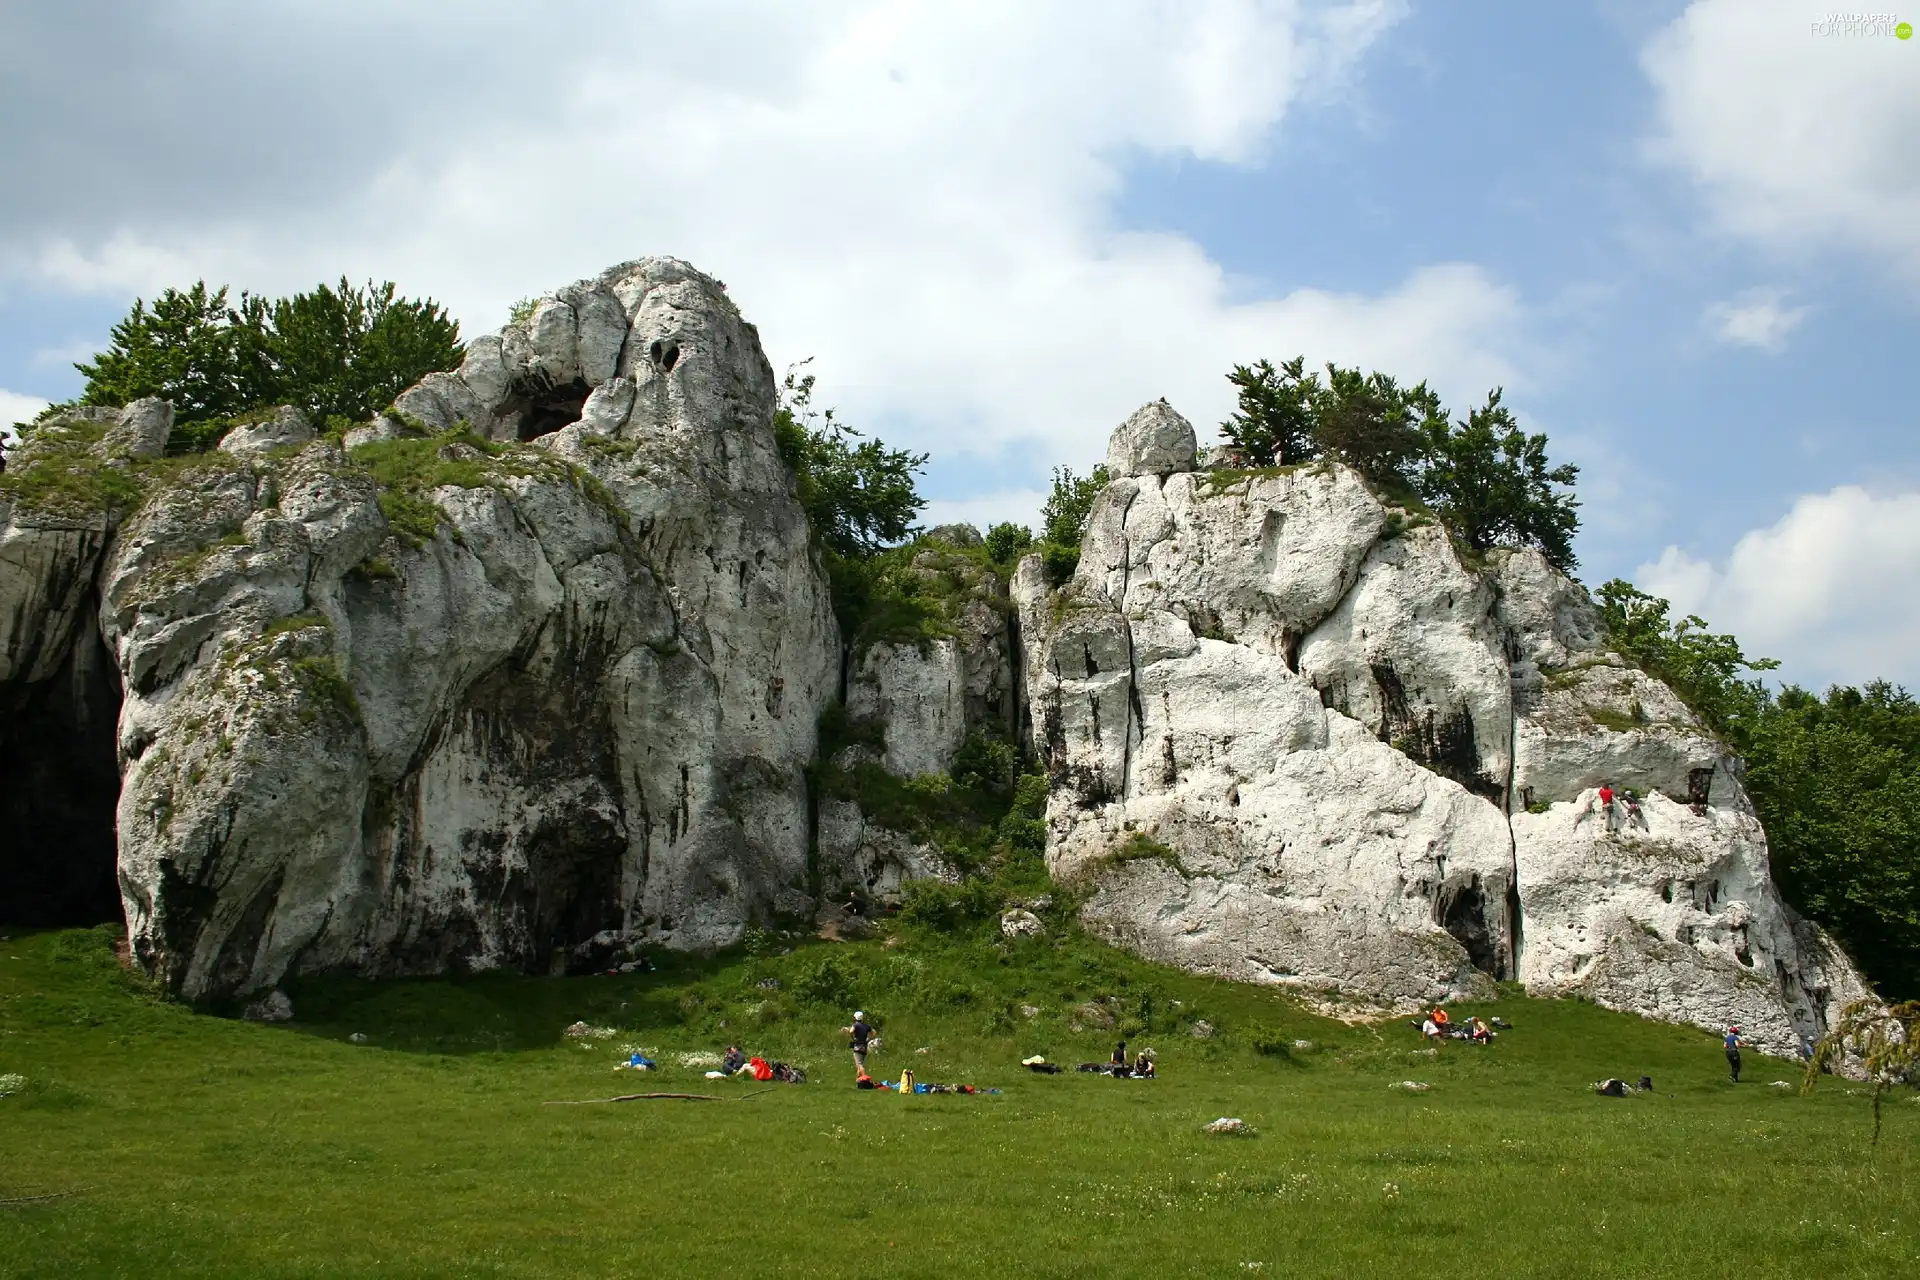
[[845, 1010, 875, 1080]]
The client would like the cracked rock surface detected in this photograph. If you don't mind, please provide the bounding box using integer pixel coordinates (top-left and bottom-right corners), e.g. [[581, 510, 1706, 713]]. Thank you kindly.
[[3, 258, 838, 1000], [1021, 403, 1871, 1054]]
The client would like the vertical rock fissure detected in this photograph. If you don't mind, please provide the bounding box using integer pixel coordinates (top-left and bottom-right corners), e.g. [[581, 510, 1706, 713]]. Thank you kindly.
[[1500, 631, 1525, 979]]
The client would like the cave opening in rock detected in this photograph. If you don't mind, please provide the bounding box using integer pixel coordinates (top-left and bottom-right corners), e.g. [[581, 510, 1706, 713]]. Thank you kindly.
[[649, 338, 680, 373], [0, 624, 124, 928], [1437, 876, 1505, 978], [501, 378, 592, 442]]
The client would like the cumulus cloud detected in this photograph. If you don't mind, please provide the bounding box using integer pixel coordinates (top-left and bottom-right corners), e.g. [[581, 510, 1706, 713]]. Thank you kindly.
[[1703, 287, 1810, 351], [1643, 0, 1920, 275], [1638, 486, 1920, 689], [1, 0, 1541, 502], [1, 388, 49, 441]]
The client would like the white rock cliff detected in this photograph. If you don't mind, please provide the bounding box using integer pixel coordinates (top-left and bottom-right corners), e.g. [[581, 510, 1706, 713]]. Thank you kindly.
[[0, 270, 1873, 1059], [4, 259, 839, 999], [1019, 400, 1869, 1056]]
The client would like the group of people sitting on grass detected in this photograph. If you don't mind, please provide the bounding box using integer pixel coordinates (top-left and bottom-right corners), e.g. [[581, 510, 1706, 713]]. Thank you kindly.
[[713, 1044, 806, 1083], [1074, 1040, 1156, 1078], [1414, 1007, 1504, 1044]]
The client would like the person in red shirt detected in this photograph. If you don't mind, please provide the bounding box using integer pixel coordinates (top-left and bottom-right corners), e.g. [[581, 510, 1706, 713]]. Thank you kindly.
[[1596, 782, 1616, 831]]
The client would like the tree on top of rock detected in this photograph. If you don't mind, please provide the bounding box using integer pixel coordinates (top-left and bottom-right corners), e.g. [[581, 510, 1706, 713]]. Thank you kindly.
[[1221, 357, 1319, 466], [1309, 365, 1442, 492], [1419, 388, 1580, 572], [1217, 355, 1581, 572], [774, 362, 928, 560], [67, 278, 462, 442]]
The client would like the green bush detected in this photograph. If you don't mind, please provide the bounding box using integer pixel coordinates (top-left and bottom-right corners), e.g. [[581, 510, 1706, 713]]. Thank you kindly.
[[786, 951, 862, 1008], [984, 521, 1034, 569], [1244, 1021, 1296, 1059], [774, 364, 926, 560], [66, 277, 461, 444], [897, 878, 1001, 932], [1214, 356, 1580, 570]]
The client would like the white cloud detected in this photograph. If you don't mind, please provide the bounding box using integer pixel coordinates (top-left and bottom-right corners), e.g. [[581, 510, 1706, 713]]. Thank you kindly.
[[0, 1, 1537, 488], [1, 388, 50, 440], [1643, 0, 1920, 274], [1638, 485, 1920, 689], [921, 490, 1052, 536], [1703, 287, 1810, 350]]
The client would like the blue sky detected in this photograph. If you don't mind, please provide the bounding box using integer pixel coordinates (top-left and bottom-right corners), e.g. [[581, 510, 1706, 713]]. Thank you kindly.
[[3, 1, 1915, 687]]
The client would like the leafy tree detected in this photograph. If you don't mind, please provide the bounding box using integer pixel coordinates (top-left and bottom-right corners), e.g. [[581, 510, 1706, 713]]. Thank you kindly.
[[1802, 999, 1920, 1144], [255, 278, 463, 423], [1220, 356, 1319, 466], [774, 365, 928, 559], [1420, 388, 1580, 571], [983, 521, 1034, 568], [1040, 464, 1108, 548], [1595, 579, 1777, 743], [1309, 364, 1442, 490], [1747, 683, 1920, 999], [1215, 355, 1581, 568], [74, 283, 264, 422], [69, 277, 461, 443], [1035, 463, 1110, 584]]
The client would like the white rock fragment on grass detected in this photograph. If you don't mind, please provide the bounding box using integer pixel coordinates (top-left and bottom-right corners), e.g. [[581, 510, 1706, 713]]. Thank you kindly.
[[1393, 1081, 1432, 1092], [1020, 1005, 1042, 1018], [1190, 1020, 1216, 1039], [348, 1032, 369, 1044], [1204, 1117, 1252, 1135], [1000, 908, 1045, 939], [1292, 1040, 1314, 1051], [0, 1073, 25, 1097], [563, 1021, 616, 1039], [1769, 1081, 1793, 1089]]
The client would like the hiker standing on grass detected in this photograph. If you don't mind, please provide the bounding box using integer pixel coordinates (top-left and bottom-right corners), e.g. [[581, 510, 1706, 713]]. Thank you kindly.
[[846, 1010, 875, 1079], [1724, 1026, 1746, 1082]]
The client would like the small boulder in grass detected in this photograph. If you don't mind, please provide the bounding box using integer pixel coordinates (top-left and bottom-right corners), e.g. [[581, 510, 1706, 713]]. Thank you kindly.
[[1205, 1117, 1253, 1135], [243, 990, 294, 1023], [563, 1021, 616, 1039], [0, 1073, 26, 1097], [1393, 1080, 1432, 1093], [1190, 1020, 1217, 1039]]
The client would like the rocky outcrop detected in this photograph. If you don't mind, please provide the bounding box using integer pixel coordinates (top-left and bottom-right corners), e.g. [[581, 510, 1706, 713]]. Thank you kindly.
[[2, 258, 840, 1000], [815, 527, 1017, 904], [1021, 400, 1870, 1054], [0, 265, 1874, 1055]]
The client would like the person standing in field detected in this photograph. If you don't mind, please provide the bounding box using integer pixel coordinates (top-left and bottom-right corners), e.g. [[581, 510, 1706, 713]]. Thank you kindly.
[[1724, 1026, 1746, 1082], [846, 1010, 875, 1080]]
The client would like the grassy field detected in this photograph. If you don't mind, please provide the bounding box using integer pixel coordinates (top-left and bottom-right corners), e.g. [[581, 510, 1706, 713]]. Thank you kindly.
[[1, 922, 1915, 1279]]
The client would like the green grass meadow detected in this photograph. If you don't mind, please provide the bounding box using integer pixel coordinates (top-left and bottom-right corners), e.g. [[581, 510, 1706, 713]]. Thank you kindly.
[[2, 924, 1915, 1278]]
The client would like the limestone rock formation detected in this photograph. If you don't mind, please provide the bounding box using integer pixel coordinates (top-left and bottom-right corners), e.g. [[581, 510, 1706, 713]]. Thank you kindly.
[[815, 528, 1018, 904], [0, 263, 1875, 1057], [3, 258, 839, 1000], [1021, 402, 1870, 1055]]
